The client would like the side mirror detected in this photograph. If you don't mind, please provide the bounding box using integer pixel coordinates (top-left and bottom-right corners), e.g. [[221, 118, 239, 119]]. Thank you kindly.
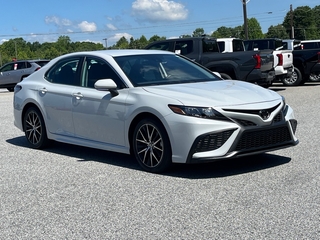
[[94, 79, 119, 96]]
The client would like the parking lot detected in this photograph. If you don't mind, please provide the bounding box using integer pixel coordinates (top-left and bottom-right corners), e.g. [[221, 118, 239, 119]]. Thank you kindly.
[[0, 83, 319, 239]]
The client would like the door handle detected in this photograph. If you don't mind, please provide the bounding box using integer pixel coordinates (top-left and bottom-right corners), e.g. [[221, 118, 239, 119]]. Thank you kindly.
[[39, 88, 47, 94], [73, 92, 83, 100]]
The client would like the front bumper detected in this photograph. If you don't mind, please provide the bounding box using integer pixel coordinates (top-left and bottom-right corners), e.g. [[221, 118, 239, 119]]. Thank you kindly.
[[165, 102, 298, 164]]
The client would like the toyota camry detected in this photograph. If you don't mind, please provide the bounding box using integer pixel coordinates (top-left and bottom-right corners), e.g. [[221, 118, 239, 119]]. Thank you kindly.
[[13, 50, 298, 173]]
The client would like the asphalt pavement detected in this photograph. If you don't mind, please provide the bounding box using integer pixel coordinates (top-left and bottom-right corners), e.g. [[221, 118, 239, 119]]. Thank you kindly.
[[0, 83, 319, 239]]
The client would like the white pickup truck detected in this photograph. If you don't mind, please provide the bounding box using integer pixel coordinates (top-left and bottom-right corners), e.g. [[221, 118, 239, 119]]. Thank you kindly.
[[244, 38, 294, 86]]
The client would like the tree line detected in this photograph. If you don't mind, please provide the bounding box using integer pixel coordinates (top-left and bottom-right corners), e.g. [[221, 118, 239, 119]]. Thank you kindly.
[[1, 5, 319, 66]]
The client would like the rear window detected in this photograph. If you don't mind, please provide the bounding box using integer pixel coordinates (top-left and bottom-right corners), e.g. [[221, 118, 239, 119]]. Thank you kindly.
[[203, 40, 219, 53], [35, 61, 50, 67]]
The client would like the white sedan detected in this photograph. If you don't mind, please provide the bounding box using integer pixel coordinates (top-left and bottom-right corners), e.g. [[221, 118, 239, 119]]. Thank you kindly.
[[13, 50, 298, 173]]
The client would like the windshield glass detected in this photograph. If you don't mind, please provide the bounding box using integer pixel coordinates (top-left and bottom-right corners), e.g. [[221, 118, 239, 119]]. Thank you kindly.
[[114, 54, 221, 87]]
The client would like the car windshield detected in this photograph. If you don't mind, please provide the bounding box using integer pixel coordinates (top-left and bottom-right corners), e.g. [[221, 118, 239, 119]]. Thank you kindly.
[[114, 54, 221, 87]]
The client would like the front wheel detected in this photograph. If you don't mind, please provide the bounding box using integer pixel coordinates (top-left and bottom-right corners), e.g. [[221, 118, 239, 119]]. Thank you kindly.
[[282, 67, 302, 86], [132, 118, 172, 173], [23, 107, 49, 149], [309, 73, 320, 82]]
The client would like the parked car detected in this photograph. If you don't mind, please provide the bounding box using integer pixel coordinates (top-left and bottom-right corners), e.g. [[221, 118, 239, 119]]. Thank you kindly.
[[282, 39, 320, 85], [13, 50, 298, 173], [0, 59, 50, 91], [216, 38, 245, 53], [244, 38, 294, 86], [145, 37, 275, 87]]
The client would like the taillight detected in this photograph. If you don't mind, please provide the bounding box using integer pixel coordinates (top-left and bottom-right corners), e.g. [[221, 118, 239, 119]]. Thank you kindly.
[[253, 54, 261, 69], [34, 67, 41, 71], [277, 53, 283, 66]]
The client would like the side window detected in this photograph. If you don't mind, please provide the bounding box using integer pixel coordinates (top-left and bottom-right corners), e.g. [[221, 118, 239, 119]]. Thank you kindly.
[[17, 62, 26, 69], [0, 63, 14, 72], [233, 40, 244, 51], [148, 42, 170, 51], [218, 42, 225, 52], [203, 40, 219, 53], [174, 40, 193, 55], [82, 57, 125, 89], [45, 57, 81, 86]]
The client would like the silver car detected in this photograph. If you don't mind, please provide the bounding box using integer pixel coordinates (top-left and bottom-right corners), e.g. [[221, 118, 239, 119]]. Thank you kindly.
[[0, 59, 49, 91]]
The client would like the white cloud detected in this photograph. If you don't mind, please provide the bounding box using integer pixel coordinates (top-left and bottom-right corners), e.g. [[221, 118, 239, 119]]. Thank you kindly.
[[107, 23, 117, 30], [45, 16, 72, 27], [78, 21, 97, 32], [132, 0, 188, 22]]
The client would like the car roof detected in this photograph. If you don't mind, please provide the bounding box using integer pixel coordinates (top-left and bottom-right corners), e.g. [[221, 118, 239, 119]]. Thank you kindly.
[[53, 49, 175, 60]]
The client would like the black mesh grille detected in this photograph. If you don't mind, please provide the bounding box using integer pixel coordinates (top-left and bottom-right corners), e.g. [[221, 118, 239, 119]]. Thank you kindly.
[[233, 119, 257, 126], [235, 126, 292, 151], [273, 112, 283, 123], [195, 129, 235, 153]]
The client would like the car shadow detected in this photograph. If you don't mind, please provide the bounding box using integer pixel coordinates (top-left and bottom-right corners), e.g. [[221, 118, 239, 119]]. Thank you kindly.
[[7, 136, 291, 179]]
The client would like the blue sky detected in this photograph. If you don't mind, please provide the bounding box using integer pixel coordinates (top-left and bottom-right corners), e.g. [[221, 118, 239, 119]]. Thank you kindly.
[[0, 0, 318, 46]]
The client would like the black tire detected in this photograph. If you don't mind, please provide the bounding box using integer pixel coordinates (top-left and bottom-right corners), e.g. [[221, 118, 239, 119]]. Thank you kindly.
[[282, 67, 302, 86], [309, 73, 320, 82], [7, 87, 14, 92], [219, 73, 232, 80], [23, 107, 49, 149], [132, 118, 172, 173]]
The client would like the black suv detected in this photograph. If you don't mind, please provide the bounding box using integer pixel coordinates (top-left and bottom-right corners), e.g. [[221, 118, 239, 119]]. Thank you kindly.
[[0, 59, 50, 91]]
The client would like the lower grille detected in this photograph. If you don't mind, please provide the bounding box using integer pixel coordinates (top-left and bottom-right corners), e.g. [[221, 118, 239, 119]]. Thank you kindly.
[[235, 126, 292, 151], [195, 129, 235, 153]]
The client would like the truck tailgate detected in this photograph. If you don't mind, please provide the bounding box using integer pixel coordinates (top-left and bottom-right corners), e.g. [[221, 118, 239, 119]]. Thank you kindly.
[[259, 50, 274, 72], [281, 50, 293, 68]]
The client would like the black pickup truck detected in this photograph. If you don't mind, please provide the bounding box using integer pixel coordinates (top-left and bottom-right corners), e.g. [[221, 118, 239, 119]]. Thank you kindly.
[[290, 48, 320, 85], [282, 39, 320, 85], [145, 37, 275, 86]]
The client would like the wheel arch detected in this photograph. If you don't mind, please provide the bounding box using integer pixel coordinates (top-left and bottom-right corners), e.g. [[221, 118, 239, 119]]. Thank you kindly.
[[128, 112, 172, 155], [21, 102, 45, 132]]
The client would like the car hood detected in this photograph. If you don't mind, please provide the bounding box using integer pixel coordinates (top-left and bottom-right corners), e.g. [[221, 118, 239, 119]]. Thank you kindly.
[[143, 80, 281, 108]]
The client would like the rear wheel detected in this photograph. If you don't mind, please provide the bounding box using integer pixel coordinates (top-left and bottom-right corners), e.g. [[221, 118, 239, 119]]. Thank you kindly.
[[132, 118, 172, 173], [23, 107, 49, 149], [282, 67, 302, 86], [7, 87, 14, 92]]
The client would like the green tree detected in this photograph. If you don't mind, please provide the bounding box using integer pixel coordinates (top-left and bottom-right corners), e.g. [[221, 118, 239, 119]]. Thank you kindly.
[[265, 24, 289, 39], [283, 6, 317, 40], [211, 26, 234, 38], [148, 35, 166, 43], [192, 28, 205, 37], [247, 18, 264, 39], [115, 36, 129, 49]]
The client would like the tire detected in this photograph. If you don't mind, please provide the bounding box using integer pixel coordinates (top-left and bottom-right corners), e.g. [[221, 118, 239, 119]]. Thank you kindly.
[[282, 67, 302, 86], [23, 107, 49, 149], [7, 87, 14, 92], [219, 73, 232, 80], [309, 73, 320, 82], [132, 118, 172, 173]]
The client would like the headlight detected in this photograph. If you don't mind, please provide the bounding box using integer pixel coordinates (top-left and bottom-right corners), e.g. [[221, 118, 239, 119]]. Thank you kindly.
[[168, 104, 231, 121]]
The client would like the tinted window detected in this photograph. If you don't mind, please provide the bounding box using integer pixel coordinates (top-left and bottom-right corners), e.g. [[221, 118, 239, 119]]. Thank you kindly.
[[82, 57, 125, 89], [45, 57, 81, 85], [233, 40, 245, 51], [0, 63, 14, 72], [218, 42, 225, 52], [114, 54, 220, 87], [174, 40, 193, 55], [147, 42, 170, 51], [203, 40, 219, 53]]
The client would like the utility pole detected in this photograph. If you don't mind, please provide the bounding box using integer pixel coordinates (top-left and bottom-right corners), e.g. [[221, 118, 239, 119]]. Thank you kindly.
[[103, 38, 108, 49], [290, 4, 294, 39], [241, 0, 250, 40]]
